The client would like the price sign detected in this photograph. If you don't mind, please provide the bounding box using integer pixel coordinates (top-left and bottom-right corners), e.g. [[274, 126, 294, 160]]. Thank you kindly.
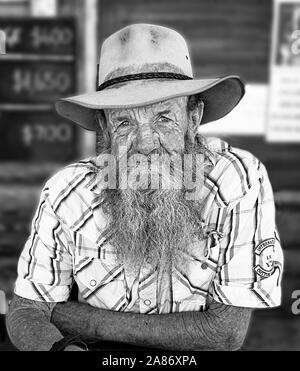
[[0, 61, 75, 103], [0, 111, 77, 162], [0, 19, 78, 162], [0, 19, 75, 55]]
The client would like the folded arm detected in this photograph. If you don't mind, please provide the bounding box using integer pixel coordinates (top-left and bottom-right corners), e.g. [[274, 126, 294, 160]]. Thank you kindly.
[[7, 293, 252, 351], [51, 298, 252, 351], [6, 294, 63, 351]]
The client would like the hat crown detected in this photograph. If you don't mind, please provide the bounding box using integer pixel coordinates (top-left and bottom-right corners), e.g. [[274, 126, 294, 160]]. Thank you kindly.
[[98, 24, 193, 85]]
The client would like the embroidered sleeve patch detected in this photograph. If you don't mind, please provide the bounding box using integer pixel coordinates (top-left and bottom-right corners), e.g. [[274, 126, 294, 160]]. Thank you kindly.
[[254, 238, 275, 255], [254, 238, 276, 278]]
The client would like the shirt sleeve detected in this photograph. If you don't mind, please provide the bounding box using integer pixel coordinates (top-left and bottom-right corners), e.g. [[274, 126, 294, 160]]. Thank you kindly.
[[211, 162, 284, 308], [14, 183, 74, 302]]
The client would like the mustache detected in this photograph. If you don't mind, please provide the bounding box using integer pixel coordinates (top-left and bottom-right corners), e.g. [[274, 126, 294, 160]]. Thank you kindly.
[[126, 141, 172, 156]]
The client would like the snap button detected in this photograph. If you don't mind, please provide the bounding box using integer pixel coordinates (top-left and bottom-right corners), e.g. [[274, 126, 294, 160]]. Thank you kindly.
[[90, 279, 97, 287], [201, 262, 208, 270], [144, 299, 151, 306]]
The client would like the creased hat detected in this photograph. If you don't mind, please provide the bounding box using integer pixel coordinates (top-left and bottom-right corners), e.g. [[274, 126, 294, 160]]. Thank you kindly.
[[56, 23, 245, 131]]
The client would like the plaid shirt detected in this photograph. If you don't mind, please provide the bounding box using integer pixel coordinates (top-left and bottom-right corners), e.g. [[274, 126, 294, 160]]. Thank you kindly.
[[14, 137, 283, 313]]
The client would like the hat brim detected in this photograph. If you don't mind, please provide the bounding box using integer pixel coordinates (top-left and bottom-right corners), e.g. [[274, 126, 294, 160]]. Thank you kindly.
[[55, 75, 245, 131]]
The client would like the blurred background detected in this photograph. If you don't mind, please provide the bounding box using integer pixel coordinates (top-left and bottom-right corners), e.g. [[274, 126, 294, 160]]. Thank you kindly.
[[0, 0, 300, 351]]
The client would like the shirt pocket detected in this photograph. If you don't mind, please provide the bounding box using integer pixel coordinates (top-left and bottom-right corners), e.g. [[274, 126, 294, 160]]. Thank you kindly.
[[73, 236, 127, 310], [172, 231, 222, 305]]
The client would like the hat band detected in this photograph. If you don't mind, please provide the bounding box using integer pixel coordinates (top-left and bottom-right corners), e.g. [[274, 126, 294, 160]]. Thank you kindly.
[[97, 72, 193, 91]]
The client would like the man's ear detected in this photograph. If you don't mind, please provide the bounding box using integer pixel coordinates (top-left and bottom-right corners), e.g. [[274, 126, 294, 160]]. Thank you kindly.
[[187, 96, 204, 141], [95, 110, 111, 150]]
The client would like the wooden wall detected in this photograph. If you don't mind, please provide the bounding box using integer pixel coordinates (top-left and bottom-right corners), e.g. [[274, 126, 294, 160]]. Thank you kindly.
[[98, 0, 272, 82]]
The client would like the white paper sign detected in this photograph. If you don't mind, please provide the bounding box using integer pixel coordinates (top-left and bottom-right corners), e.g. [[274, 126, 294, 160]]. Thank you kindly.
[[30, 0, 57, 17], [267, 0, 300, 142], [199, 84, 267, 136]]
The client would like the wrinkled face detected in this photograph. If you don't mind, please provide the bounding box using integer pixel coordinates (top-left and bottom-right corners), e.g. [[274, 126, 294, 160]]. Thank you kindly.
[[104, 97, 190, 158]]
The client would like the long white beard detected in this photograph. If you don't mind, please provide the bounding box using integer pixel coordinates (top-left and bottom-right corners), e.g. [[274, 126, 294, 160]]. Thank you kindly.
[[97, 134, 213, 273]]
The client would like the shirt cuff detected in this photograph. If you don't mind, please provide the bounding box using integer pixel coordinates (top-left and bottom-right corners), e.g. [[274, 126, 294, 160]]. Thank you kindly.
[[14, 277, 70, 302], [212, 281, 281, 308]]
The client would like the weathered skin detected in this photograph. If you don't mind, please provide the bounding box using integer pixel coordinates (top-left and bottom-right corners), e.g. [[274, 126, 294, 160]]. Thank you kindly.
[[106, 97, 190, 157], [99, 96, 204, 158]]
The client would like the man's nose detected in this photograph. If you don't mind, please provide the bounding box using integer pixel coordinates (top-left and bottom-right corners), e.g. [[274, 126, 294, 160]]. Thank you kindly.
[[134, 123, 157, 155]]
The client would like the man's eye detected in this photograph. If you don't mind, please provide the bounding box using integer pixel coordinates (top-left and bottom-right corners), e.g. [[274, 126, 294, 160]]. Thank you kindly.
[[157, 116, 172, 123], [118, 120, 131, 128]]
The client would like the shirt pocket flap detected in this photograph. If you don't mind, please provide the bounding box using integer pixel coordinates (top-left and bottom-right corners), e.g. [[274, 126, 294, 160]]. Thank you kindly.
[[74, 232, 118, 261], [73, 234, 123, 290]]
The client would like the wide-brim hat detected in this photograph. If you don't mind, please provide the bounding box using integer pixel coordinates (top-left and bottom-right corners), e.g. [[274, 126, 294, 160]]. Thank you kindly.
[[56, 24, 245, 131]]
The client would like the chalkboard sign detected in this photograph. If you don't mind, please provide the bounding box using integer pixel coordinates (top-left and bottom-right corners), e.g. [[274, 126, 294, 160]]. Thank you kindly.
[[0, 61, 75, 103], [0, 111, 77, 162], [0, 19, 75, 55], [0, 18, 78, 162]]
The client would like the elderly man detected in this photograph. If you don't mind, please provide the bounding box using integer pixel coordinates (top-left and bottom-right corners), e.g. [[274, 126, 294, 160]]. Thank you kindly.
[[7, 24, 283, 351]]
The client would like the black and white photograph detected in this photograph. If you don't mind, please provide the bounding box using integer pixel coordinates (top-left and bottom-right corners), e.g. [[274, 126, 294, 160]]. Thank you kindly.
[[0, 0, 299, 357]]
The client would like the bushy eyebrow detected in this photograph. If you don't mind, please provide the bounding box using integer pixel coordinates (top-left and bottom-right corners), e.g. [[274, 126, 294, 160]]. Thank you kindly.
[[156, 110, 171, 117], [107, 99, 181, 122], [109, 109, 173, 121], [108, 109, 133, 123], [112, 115, 130, 122]]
